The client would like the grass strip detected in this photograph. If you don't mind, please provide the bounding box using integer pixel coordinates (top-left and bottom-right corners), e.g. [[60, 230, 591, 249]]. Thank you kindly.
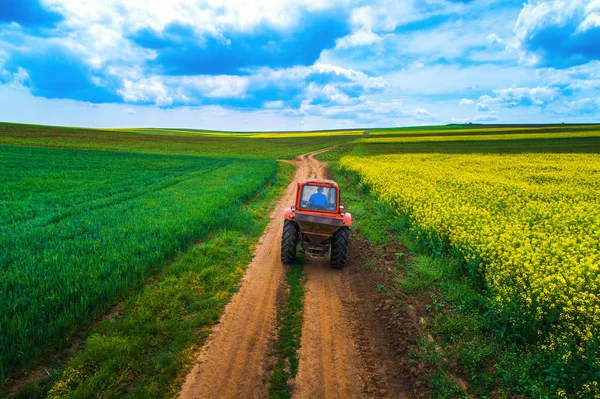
[[12, 162, 295, 399], [268, 263, 306, 399]]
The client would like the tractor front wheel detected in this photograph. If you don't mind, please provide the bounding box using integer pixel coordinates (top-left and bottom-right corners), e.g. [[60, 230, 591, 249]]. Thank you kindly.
[[281, 219, 299, 264], [330, 226, 350, 269]]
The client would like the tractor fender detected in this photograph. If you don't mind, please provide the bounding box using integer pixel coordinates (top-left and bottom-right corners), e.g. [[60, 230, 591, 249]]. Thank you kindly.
[[342, 212, 352, 226], [283, 207, 296, 221]]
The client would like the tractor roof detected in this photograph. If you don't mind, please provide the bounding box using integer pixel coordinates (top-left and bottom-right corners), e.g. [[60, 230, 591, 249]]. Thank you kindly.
[[301, 178, 339, 188]]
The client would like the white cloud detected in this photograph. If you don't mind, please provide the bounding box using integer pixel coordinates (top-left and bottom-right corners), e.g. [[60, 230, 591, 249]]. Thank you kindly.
[[479, 86, 559, 107], [476, 102, 490, 112], [297, 98, 409, 123], [51, 0, 351, 34], [346, 0, 504, 34], [548, 97, 600, 115], [514, 0, 600, 67], [534, 62, 600, 99], [348, 2, 415, 32], [413, 107, 435, 119], [255, 63, 386, 90], [182, 75, 250, 98], [265, 100, 284, 109], [578, 12, 600, 31], [306, 83, 354, 105], [2, 0, 597, 127], [119, 77, 173, 105], [335, 30, 381, 49], [486, 33, 504, 46], [117, 74, 250, 106]]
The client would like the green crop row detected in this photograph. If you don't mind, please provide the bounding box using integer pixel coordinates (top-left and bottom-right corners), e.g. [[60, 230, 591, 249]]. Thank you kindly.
[[0, 122, 360, 159], [0, 145, 277, 379]]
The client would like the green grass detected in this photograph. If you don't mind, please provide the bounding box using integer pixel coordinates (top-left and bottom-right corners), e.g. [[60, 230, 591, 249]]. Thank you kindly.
[[0, 145, 278, 383], [268, 262, 306, 399], [0, 122, 361, 159], [37, 162, 295, 399]]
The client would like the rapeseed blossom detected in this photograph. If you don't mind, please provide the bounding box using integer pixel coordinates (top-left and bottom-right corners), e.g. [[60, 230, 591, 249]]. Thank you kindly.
[[341, 153, 600, 394]]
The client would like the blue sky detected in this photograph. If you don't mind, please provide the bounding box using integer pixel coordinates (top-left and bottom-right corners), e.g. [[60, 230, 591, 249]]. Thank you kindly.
[[0, 0, 599, 130]]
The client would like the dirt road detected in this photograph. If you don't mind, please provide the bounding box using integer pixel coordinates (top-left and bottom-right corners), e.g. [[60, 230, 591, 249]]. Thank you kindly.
[[179, 149, 416, 399], [292, 156, 365, 399], [179, 149, 349, 399]]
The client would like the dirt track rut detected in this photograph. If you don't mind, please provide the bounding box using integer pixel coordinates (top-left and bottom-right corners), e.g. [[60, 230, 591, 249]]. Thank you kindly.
[[292, 155, 365, 399], [179, 149, 402, 399]]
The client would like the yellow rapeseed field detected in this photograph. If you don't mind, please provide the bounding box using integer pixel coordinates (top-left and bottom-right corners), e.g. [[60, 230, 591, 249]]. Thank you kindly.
[[340, 153, 600, 379]]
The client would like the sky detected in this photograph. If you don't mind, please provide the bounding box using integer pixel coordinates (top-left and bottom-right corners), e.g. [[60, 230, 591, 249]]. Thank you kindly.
[[0, 0, 599, 130]]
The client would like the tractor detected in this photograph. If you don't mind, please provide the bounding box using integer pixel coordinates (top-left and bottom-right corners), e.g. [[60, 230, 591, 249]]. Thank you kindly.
[[281, 179, 352, 268]]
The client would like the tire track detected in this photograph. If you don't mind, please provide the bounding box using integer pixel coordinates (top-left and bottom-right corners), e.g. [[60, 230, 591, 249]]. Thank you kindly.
[[177, 149, 329, 399], [292, 155, 373, 399]]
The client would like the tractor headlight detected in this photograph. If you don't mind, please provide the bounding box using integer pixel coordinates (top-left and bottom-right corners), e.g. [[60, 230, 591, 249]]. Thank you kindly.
[[340, 211, 346, 216], [291, 206, 296, 212]]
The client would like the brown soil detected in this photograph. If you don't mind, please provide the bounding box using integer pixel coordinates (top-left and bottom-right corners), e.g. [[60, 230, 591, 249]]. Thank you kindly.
[[179, 150, 437, 399]]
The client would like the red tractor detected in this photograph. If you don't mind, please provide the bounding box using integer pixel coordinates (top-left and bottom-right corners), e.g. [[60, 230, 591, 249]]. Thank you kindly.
[[281, 179, 352, 268]]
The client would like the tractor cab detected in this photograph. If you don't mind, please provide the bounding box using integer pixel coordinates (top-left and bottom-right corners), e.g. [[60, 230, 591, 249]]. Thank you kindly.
[[298, 180, 338, 212]]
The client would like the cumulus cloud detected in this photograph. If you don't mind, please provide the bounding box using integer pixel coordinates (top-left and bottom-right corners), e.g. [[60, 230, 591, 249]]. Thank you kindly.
[[335, 29, 381, 49], [264, 100, 284, 109], [297, 98, 410, 124], [0, 0, 356, 105], [130, 13, 351, 76], [536, 60, 600, 91], [254, 63, 387, 106], [1, 0, 598, 127], [479, 86, 559, 108], [119, 77, 173, 106], [514, 0, 600, 68], [414, 107, 434, 118], [486, 33, 505, 46], [110, 62, 385, 110], [476, 102, 490, 112], [548, 97, 600, 115]]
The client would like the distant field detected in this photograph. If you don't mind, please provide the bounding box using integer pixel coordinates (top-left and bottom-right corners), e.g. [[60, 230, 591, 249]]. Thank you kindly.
[[370, 123, 599, 135], [0, 123, 361, 159], [0, 145, 276, 378], [365, 124, 600, 149], [116, 128, 365, 139]]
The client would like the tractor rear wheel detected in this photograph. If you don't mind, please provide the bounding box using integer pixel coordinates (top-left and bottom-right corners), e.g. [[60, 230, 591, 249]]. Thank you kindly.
[[330, 226, 350, 269], [281, 219, 299, 264]]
